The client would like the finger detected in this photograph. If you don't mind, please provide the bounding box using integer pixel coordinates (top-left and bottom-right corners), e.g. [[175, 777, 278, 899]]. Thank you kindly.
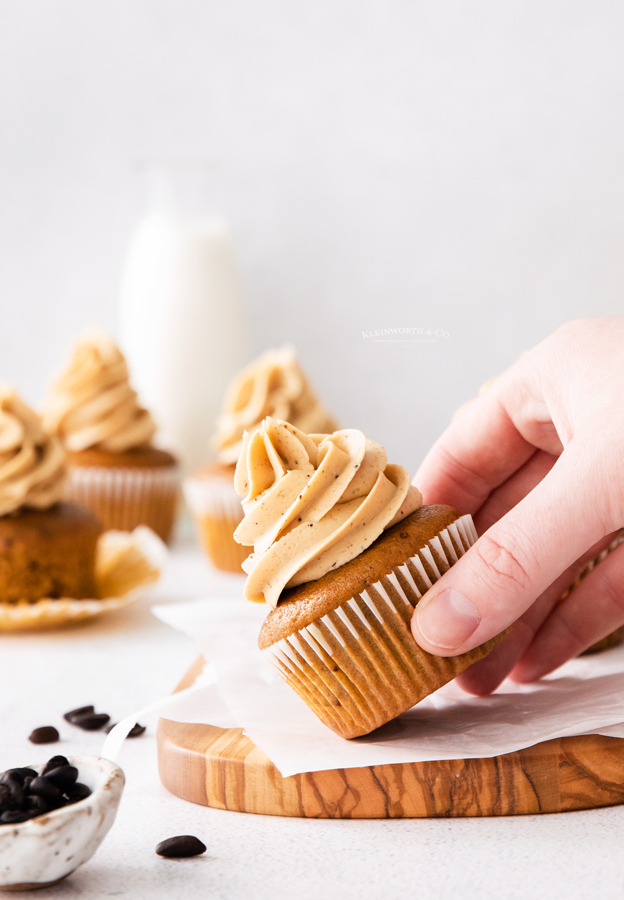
[[456, 532, 618, 694], [414, 386, 535, 512], [473, 450, 557, 535], [411, 445, 609, 657], [512, 535, 624, 682]]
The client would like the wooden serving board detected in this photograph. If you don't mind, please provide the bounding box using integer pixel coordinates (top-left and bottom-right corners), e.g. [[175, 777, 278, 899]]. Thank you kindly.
[[157, 657, 624, 818]]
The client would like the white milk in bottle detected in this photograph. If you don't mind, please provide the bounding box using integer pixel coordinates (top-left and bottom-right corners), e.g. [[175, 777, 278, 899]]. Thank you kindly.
[[118, 163, 249, 474]]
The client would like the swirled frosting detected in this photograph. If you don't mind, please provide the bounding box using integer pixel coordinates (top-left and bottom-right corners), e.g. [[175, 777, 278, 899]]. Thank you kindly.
[[214, 346, 337, 464], [0, 387, 66, 516], [234, 418, 423, 606], [43, 332, 156, 453]]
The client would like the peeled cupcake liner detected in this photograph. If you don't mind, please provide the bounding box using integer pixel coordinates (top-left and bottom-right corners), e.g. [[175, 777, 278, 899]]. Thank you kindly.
[[0, 526, 166, 631], [67, 464, 180, 541], [262, 514, 504, 739]]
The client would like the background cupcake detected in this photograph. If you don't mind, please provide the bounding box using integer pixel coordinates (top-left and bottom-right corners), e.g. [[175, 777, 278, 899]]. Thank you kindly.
[[0, 386, 102, 602], [234, 418, 502, 739], [185, 345, 337, 573], [43, 332, 179, 542]]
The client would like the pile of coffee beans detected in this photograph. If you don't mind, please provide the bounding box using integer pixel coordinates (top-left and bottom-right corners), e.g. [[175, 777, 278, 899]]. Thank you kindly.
[[0, 756, 91, 825]]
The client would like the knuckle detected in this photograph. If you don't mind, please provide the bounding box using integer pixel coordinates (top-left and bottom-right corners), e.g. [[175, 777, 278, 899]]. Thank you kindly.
[[473, 533, 531, 594]]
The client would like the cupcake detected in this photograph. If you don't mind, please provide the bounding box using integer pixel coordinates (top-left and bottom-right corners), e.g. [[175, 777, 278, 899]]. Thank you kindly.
[[234, 418, 503, 739], [0, 387, 102, 602], [43, 332, 179, 542], [184, 346, 337, 573]]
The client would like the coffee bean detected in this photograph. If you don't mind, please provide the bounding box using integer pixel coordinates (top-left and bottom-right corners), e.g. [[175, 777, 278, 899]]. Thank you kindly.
[[29, 726, 60, 745], [45, 766, 78, 791], [26, 795, 48, 814], [0, 810, 32, 824], [0, 784, 13, 811], [155, 835, 207, 858], [106, 721, 146, 738], [1, 768, 37, 785], [63, 705, 94, 723], [69, 713, 110, 731], [5, 780, 24, 807], [41, 756, 69, 776], [65, 783, 91, 803], [28, 776, 62, 805]]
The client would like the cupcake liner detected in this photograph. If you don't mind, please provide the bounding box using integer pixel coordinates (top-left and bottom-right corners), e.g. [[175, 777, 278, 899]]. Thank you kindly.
[[564, 528, 624, 655], [66, 465, 180, 542], [262, 514, 500, 739], [183, 475, 248, 574], [0, 526, 166, 631]]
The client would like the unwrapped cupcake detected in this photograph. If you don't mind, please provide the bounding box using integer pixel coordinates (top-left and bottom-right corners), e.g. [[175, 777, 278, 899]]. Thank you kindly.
[[234, 418, 502, 739], [0, 387, 102, 602], [43, 332, 179, 542], [184, 346, 337, 573]]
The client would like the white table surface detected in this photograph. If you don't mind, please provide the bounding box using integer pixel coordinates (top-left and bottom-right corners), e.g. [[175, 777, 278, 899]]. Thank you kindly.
[[1, 532, 624, 900]]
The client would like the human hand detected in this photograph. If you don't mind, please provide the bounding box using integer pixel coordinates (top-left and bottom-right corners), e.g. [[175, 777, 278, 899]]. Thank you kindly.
[[410, 317, 624, 695]]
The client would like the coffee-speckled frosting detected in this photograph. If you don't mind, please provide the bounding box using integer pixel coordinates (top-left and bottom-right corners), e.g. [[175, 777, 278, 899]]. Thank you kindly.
[[234, 418, 422, 606], [0, 388, 66, 516], [214, 346, 337, 465], [43, 332, 156, 453]]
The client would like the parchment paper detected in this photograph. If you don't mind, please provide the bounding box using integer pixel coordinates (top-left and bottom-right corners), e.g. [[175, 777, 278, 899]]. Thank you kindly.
[[147, 597, 624, 778]]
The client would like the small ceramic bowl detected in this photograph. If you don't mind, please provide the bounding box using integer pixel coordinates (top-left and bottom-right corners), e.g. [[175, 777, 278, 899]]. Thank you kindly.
[[0, 756, 124, 891]]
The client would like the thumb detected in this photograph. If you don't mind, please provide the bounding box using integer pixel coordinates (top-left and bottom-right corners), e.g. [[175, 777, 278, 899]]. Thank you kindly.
[[411, 448, 608, 656]]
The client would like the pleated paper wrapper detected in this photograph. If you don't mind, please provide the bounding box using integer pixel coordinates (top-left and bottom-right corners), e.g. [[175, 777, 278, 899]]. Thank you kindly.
[[66, 464, 180, 543], [183, 474, 248, 574], [263, 514, 503, 739], [0, 526, 166, 631]]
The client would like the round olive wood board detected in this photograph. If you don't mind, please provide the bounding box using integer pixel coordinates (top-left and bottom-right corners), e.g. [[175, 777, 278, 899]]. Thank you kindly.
[[157, 656, 624, 819]]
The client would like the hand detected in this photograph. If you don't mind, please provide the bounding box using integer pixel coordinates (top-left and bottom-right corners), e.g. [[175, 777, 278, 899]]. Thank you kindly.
[[410, 317, 624, 695]]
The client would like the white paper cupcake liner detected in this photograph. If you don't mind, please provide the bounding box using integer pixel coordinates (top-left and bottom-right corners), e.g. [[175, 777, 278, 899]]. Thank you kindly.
[[183, 474, 244, 521], [0, 526, 166, 631], [262, 514, 497, 739], [66, 465, 180, 542]]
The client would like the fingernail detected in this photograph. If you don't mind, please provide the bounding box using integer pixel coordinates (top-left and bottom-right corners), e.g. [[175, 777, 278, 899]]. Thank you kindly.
[[415, 589, 481, 650]]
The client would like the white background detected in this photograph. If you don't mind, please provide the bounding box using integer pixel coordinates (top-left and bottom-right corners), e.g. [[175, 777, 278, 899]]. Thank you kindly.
[[2, 1, 624, 469]]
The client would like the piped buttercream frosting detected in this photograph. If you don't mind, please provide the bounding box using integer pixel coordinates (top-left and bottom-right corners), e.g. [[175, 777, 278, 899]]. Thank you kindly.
[[234, 418, 422, 606]]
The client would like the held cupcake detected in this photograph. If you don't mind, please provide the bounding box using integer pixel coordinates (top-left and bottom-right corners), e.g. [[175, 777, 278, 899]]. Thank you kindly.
[[234, 418, 503, 739], [43, 332, 179, 542], [0, 387, 102, 602], [184, 346, 337, 573]]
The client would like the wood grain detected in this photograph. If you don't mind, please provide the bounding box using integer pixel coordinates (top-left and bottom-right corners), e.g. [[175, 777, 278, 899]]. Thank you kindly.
[[157, 657, 624, 818]]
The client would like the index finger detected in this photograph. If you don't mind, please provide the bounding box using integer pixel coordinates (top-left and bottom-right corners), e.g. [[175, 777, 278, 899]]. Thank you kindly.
[[414, 387, 535, 513]]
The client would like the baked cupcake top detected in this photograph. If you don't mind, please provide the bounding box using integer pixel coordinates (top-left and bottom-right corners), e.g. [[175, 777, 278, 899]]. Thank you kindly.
[[43, 332, 156, 453], [234, 418, 422, 606], [0, 387, 66, 516], [213, 346, 337, 465]]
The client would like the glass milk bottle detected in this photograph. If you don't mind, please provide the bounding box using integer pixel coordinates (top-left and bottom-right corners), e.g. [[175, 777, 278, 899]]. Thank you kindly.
[[118, 162, 250, 474]]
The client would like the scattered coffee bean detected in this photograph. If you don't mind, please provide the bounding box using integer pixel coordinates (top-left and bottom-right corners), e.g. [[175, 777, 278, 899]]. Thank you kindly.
[[41, 756, 69, 776], [63, 705, 94, 723], [29, 726, 60, 745], [0, 757, 92, 826], [68, 712, 110, 731], [155, 835, 207, 858], [105, 722, 146, 738]]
